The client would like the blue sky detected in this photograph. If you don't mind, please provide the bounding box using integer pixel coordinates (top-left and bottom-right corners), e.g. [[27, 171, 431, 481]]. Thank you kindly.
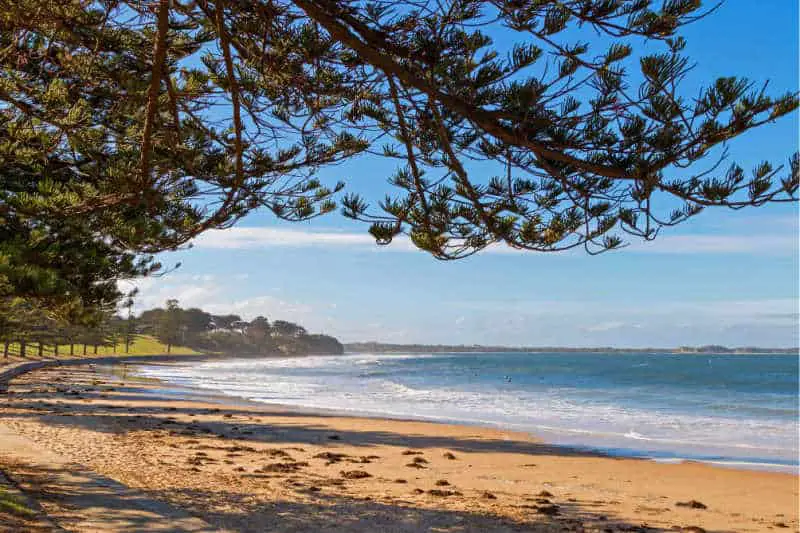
[[130, 2, 799, 348]]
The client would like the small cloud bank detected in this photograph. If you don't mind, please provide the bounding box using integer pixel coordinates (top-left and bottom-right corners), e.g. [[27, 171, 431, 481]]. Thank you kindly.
[[194, 227, 414, 252], [193, 225, 797, 255]]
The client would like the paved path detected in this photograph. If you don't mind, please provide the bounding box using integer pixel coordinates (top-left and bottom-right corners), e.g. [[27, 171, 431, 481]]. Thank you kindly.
[[0, 361, 223, 532]]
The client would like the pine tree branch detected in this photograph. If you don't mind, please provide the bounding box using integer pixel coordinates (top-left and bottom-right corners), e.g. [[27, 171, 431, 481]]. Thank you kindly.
[[387, 77, 433, 237], [215, 0, 244, 186], [139, 0, 171, 185], [292, 0, 630, 180]]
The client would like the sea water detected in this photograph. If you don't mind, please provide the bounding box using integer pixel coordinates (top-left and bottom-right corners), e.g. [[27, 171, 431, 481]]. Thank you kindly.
[[138, 352, 799, 472]]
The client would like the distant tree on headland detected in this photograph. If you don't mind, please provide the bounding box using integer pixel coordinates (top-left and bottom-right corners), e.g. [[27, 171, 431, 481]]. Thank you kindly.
[[155, 299, 183, 354], [138, 301, 342, 356]]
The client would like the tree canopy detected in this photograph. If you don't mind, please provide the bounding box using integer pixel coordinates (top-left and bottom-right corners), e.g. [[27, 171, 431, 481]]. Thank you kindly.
[[135, 302, 342, 355], [1, 0, 797, 321]]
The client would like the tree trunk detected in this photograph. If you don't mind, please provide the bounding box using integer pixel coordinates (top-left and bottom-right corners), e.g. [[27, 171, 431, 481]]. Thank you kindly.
[[20, 341, 26, 357], [3, 342, 8, 358], [167, 343, 171, 354], [37, 343, 43, 357], [70, 343, 74, 356], [82, 344, 87, 356], [93, 344, 98, 354], [54, 344, 59, 357]]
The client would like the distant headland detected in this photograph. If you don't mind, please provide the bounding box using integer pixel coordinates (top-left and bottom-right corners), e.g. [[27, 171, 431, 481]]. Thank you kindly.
[[344, 342, 798, 355]]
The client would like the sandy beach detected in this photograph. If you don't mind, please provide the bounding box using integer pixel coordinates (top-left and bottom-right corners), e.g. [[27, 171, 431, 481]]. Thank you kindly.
[[0, 362, 797, 532]]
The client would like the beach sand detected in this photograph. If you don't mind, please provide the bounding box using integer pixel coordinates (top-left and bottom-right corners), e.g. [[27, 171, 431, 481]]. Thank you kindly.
[[0, 363, 797, 532]]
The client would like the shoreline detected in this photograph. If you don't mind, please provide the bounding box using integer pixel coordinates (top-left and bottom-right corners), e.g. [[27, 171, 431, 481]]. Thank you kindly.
[[1, 360, 797, 532], [131, 356, 800, 475]]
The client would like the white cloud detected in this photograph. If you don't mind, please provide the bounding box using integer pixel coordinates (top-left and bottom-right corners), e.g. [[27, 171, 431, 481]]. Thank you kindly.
[[206, 295, 314, 322], [583, 321, 627, 332], [191, 225, 797, 256], [119, 274, 321, 328], [193, 226, 415, 251]]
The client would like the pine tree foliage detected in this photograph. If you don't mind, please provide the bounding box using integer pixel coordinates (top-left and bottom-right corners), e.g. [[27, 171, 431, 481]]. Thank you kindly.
[[0, 0, 796, 322], [0, 0, 364, 317], [311, 0, 799, 257]]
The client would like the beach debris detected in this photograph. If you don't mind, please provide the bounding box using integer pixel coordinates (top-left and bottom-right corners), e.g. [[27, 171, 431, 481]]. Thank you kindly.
[[537, 490, 554, 497], [676, 500, 707, 510], [481, 491, 497, 500], [427, 489, 462, 497], [228, 445, 256, 453], [535, 504, 560, 516], [340, 470, 372, 479], [435, 479, 450, 486], [263, 449, 293, 459], [262, 461, 309, 473], [313, 452, 349, 464], [535, 498, 552, 504], [412, 488, 425, 494], [327, 434, 341, 440], [394, 479, 408, 484], [235, 466, 246, 472], [443, 452, 457, 460], [401, 450, 423, 455], [773, 522, 789, 528], [405, 457, 428, 468], [680, 527, 706, 533], [349, 455, 380, 464]]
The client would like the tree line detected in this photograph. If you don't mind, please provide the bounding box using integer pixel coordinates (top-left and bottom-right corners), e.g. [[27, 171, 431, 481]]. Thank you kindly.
[[0, 298, 343, 358], [138, 299, 343, 355]]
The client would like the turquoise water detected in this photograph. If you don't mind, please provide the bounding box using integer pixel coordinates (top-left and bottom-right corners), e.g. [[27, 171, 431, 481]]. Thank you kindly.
[[140, 352, 799, 471]]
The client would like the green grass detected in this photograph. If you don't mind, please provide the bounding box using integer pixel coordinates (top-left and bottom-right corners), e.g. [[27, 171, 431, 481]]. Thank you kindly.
[[0, 486, 36, 517], [3, 335, 199, 359]]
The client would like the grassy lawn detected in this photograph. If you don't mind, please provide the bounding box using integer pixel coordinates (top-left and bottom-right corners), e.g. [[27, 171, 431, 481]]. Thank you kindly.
[[0, 485, 35, 518], [0, 473, 53, 532], [2, 335, 199, 359]]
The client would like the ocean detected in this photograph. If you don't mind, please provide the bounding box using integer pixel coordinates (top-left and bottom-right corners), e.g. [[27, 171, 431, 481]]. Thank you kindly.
[[138, 351, 799, 472]]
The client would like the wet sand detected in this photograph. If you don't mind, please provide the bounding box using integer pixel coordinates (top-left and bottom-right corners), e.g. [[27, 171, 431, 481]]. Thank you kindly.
[[1, 363, 797, 532]]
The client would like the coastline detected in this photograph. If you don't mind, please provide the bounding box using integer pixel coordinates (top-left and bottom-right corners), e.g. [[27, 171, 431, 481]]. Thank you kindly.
[[133, 354, 800, 475], [1, 359, 797, 532]]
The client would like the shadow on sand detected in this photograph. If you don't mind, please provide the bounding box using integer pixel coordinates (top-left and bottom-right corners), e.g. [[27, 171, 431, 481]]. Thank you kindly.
[[0, 365, 713, 532]]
